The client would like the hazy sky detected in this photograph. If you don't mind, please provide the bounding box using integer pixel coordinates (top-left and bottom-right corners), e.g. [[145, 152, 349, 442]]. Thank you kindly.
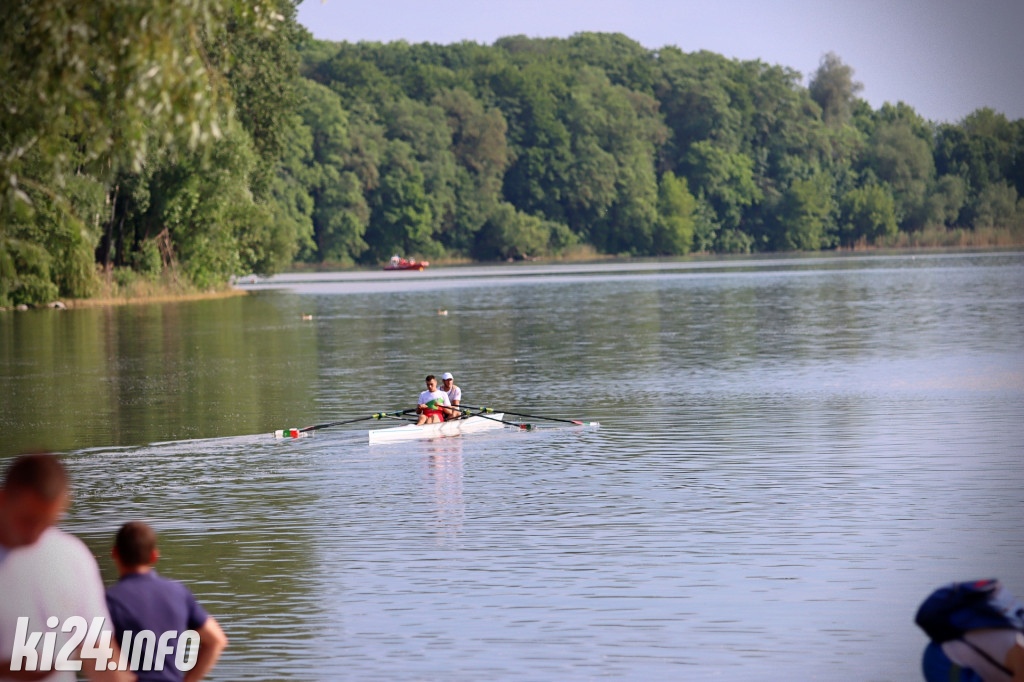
[[295, 0, 1024, 124]]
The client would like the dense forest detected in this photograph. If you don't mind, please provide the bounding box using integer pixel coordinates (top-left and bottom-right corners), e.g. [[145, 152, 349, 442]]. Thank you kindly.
[[3, 0, 1023, 306]]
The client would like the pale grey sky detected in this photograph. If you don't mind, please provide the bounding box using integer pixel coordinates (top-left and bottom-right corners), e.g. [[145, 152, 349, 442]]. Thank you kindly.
[[295, 0, 1024, 124]]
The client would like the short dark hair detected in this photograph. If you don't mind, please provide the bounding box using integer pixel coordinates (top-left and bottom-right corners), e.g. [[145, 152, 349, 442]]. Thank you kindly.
[[3, 453, 68, 501], [115, 521, 158, 567], [425, 374, 436, 382]]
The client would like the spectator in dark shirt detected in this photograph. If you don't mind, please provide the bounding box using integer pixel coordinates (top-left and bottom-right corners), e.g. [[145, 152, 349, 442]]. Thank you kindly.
[[106, 522, 227, 682]]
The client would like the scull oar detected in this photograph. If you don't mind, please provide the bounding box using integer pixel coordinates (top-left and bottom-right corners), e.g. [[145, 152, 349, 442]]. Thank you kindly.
[[274, 408, 416, 439], [459, 405, 599, 426], [459, 408, 533, 431]]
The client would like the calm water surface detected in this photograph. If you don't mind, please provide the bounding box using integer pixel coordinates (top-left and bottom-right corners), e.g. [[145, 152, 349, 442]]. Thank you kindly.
[[2, 251, 1023, 680]]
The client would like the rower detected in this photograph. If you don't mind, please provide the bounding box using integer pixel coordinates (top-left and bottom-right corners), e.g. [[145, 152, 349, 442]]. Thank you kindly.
[[416, 375, 451, 425], [441, 372, 462, 418]]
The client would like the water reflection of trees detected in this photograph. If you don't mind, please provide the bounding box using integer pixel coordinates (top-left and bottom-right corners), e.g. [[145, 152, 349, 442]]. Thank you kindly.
[[0, 294, 317, 456]]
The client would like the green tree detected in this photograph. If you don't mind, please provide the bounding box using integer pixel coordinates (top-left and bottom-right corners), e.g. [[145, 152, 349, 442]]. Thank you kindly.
[[863, 118, 935, 230], [1, 0, 295, 303], [776, 175, 836, 250], [435, 88, 510, 254], [655, 48, 743, 164], [382, 97, 458, 250], [691, 198, 722, 253], [564, 32, 658, 94], [366, 141, 435, 260], [0, 0, 263, 200], [218, 0, 304, 171], [924, 174, 968, 227], [151, 127, 264, 288], [682, 141, 762, 232], [317, 48, 400, 108], [492, 61, 574, 223], [969, 182, 1021, 228], [838, 184, 898, 246], [298, 79, 368, 263], [654, 172, 696, 254], [808, 52, 863, 127], [473, 202, 574, 260], [1, 150, 105, 304], [252, 114, 316, 272], [933, 108, 1021, 229]]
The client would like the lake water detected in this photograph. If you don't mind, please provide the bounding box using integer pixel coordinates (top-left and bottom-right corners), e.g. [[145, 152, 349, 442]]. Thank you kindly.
[[2, 251, 1023, 680]]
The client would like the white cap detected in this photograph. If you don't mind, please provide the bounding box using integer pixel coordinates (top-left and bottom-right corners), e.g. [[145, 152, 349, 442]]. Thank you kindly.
[[441, 372, 454, 380]]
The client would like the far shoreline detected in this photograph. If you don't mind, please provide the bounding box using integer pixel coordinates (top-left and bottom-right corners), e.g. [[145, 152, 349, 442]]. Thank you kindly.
[[6, 242, 1021, 312]]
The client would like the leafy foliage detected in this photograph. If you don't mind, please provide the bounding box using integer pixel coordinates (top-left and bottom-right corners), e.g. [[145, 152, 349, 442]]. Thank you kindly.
[[654, 172, 696, 254], [809, 52, 864, 127], [839, 184, 898, 246], [3, 25, 1023, 305]]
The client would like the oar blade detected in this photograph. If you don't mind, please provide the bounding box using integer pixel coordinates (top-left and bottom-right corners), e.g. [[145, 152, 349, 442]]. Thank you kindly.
[[273, 428, 310, 439]]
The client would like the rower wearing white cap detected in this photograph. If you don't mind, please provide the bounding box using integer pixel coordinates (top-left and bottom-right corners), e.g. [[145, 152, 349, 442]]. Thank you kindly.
[[441, 372, 462, 418]]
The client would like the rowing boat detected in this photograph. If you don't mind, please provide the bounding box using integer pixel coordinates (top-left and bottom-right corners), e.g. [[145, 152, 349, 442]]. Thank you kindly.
[[368, 414, 505, 444]]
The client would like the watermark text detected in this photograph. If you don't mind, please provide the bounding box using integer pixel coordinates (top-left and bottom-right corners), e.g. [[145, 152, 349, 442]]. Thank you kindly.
[[9, 616, 199, 672]]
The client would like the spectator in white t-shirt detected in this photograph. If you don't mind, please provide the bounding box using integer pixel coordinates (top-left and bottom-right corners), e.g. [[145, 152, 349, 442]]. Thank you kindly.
[[0, 453, 131, 682]]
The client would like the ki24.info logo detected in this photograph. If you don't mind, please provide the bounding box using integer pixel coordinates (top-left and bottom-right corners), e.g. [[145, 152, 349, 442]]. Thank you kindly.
[[9, 616, 199, 673]]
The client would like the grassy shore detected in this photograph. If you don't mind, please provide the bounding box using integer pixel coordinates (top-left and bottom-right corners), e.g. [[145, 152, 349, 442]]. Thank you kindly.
[[63, 288, 248, 309], [61, 271, 247, 309], [871, 225, 1024, 249]]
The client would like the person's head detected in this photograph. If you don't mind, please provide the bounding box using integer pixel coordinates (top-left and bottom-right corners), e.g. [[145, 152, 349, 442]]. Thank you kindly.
[[425, 374, 437, 391], [441, 372, 454, 388], [112, 521, 159, 574], [0, 453, 70, 549]]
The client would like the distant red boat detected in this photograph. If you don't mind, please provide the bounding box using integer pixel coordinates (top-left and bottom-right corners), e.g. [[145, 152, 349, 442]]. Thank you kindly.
[[384, 255, 429, 271]]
